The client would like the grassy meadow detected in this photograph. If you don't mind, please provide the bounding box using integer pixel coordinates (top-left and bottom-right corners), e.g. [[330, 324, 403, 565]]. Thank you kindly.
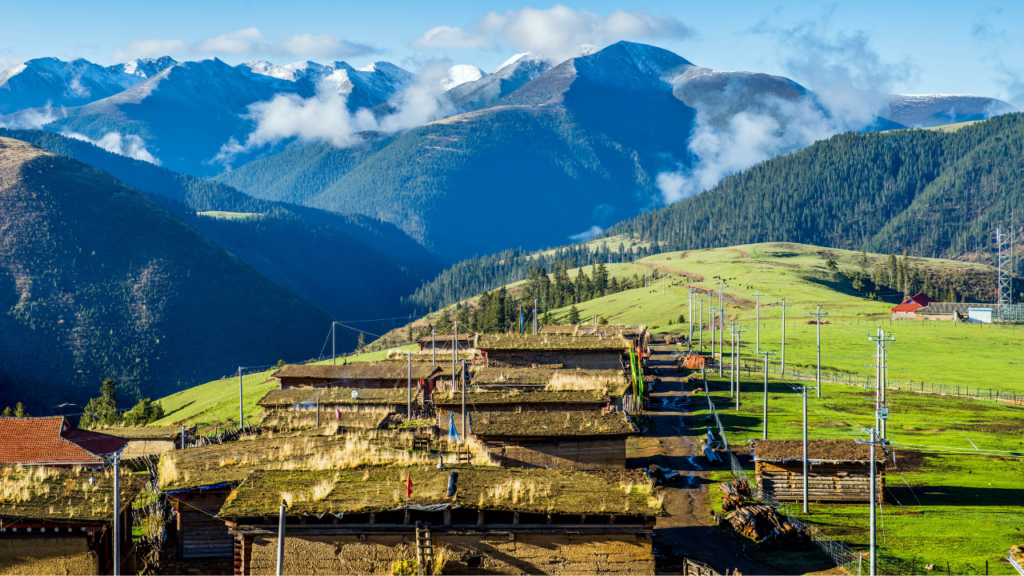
[[550, 243, 1024, 393], [697, 374, 1024, 572]]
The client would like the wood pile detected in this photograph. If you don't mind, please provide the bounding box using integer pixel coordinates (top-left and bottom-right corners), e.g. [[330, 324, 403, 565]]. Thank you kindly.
[[721, 497, 809, 549], [723, 505, 809, 548]]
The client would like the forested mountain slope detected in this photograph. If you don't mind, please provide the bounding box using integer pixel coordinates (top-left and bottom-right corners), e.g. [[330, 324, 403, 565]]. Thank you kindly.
[[605, 113, 1024, 266], [405, 114, 1024, 312], [0, 128, 442, 340], [0, 138, 332, 414]]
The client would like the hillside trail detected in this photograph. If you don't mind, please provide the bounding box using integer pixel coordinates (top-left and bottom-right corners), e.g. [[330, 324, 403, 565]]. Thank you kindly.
[[642, 339, 782, 575]]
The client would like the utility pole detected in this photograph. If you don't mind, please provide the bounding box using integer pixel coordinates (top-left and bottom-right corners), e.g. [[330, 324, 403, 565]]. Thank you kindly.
[[856, 429, 888, 576], [431, 329, 436, 366], [800, 385, 811, 514], [276, 499, 287, 576], [779, 299, 793, 376], [810, 306, 829, 398], [717, 284, 726, 377], [533, 299, 538, 334], [332, 322, 336, 365], [710, 307, 720, 375], [688, 290, 694, 348], [113, 450, 121, 576], [460, 360, 467, 440], [726, 322, 740, 397], [407, 352, 412, 419], [238, 367, 244, 429], [752, 291, 765, 354], [869, 329, 895, 440], [760, 351, 776, 439], [698, 298, 704, 351], [733, 325, 745, 411]]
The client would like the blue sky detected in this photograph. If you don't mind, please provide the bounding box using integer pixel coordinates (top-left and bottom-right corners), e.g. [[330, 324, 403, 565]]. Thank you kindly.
[[2, 1, 1022, 102]]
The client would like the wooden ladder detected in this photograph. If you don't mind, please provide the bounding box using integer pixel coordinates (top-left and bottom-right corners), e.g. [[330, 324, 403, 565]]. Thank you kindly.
[[415, 521, 433, 576], [456, 447, 473, 464], [412, 435, 431, 451]]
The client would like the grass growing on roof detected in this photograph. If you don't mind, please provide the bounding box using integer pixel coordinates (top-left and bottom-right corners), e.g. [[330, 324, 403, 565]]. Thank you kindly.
[[219, 466, 661, 517], [475, 334, 629, 350], [0, 465, 142, 521], [696, 374, 1024, 572]]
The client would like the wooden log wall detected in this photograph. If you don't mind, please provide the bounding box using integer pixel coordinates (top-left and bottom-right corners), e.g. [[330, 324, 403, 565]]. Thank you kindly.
[[755, 461, 885, 503], [174, 490, 234, 559]]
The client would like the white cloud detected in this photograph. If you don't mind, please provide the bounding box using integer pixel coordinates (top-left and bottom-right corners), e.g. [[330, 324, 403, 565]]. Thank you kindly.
[[64, 131, 161, 165], [412, 5, 693, 63], [215, 61, 454, 168], [113, 28, 376, 61], [410, 26, 494, 50], [656, 22, 917, 204], [569, 225, 604, 242], [0, 104, 62, 129]]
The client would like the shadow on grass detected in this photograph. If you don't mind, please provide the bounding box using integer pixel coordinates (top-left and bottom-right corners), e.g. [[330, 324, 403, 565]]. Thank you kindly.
[[158, 400, 195, 421]]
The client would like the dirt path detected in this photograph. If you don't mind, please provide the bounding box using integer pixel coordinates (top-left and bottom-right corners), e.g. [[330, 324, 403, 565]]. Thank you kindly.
[[639, 341, 782, 575]]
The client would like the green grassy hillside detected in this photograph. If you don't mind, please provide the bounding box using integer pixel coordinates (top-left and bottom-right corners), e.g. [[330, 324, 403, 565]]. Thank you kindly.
[[556, 244, 1024, 392]]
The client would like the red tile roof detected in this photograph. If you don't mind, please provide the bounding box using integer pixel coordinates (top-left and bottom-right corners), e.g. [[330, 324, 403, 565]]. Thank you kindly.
[[891, 302, 924, 313], [0, 417, 128, 466], [907, 292, 938, 306]]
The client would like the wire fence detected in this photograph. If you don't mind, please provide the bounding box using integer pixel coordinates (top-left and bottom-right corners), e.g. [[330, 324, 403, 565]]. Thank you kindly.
[[732, 360, 1024, 407]]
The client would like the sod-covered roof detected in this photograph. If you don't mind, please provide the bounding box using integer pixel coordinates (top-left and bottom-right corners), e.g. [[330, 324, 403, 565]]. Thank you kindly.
[[0, 465, 142, 523], [751, 439, 885, 464], [434, 389, 609, 406], [96, 426, 183, 440], [219, 466, 659, 517], [539, 324, 645, 337], [471, 367, 625, 386], [471, 411, 635, 437], [475, 334, 629, 351], [259, 388, 408, 408], [274, 361, 443, 381], [261, 410, 389, 431]]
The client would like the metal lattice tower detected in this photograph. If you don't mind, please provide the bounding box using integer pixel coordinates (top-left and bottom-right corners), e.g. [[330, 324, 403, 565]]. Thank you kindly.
[[996, 227, 1014, 310]]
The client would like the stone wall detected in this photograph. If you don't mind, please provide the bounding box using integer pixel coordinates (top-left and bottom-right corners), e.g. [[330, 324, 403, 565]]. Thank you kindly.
[[0, 537, 98, 575], [247, 531, 653, 575]]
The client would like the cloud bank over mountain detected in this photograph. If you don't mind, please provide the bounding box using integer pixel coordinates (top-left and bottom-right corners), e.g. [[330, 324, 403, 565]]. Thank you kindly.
[[114, 27, 377, 61]]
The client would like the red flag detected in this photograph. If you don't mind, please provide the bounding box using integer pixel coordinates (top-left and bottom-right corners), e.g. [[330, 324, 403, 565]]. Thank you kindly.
[[406, 474, 413, 499], [335, 408, 341, 420]]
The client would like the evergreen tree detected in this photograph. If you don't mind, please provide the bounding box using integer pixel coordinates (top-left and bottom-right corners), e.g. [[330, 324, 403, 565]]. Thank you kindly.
[[122, 398, 165, 426], [567, 304, 580, 324], [1, 406, 12, 417], [79, 379, 120, 428], [14, 403, 27, 417], [357, 331, 366, 350]]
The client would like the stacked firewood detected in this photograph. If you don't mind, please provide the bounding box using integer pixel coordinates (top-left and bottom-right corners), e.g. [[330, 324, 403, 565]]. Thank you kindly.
[[720, 483, 808, 549]]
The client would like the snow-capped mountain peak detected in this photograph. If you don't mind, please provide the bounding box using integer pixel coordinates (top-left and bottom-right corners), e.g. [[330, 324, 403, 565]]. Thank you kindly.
[[109, 56, 177, 81], [494, 52, 549, 74], [442, 65, 486, 91]]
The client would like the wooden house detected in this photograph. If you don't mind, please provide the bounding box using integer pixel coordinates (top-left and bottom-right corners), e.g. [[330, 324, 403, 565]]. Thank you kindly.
[[415, 334, 474, 352], [217, 466, 657, 575], [468, 411, 636, 470], [258, 388, 411, 414], [435, 389, 612, 434], [0, 417, 128, 469], [751, 439, 885, 503], [100, 426, 182, 460], [273, 362, 444, 390], [474, 335, 629, 370], [0, 465, 141, 574], [890, 292, 939, 320], [260, 409, 391, 432]]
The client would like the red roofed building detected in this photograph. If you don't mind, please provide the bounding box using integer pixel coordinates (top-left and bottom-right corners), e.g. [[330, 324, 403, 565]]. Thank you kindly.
[[891, 292, 939, 320], [0, 416, 128, 468]]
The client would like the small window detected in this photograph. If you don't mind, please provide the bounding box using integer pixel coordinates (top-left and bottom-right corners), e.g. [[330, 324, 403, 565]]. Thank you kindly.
[[466, 556, 483, 568]]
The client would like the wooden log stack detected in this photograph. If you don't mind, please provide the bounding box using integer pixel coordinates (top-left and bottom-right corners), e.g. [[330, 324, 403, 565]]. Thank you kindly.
[[721, 497, 808, 549]]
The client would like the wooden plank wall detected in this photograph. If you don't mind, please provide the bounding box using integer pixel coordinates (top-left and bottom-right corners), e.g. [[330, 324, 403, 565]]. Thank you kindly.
[[175, 490, 234, 559]]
